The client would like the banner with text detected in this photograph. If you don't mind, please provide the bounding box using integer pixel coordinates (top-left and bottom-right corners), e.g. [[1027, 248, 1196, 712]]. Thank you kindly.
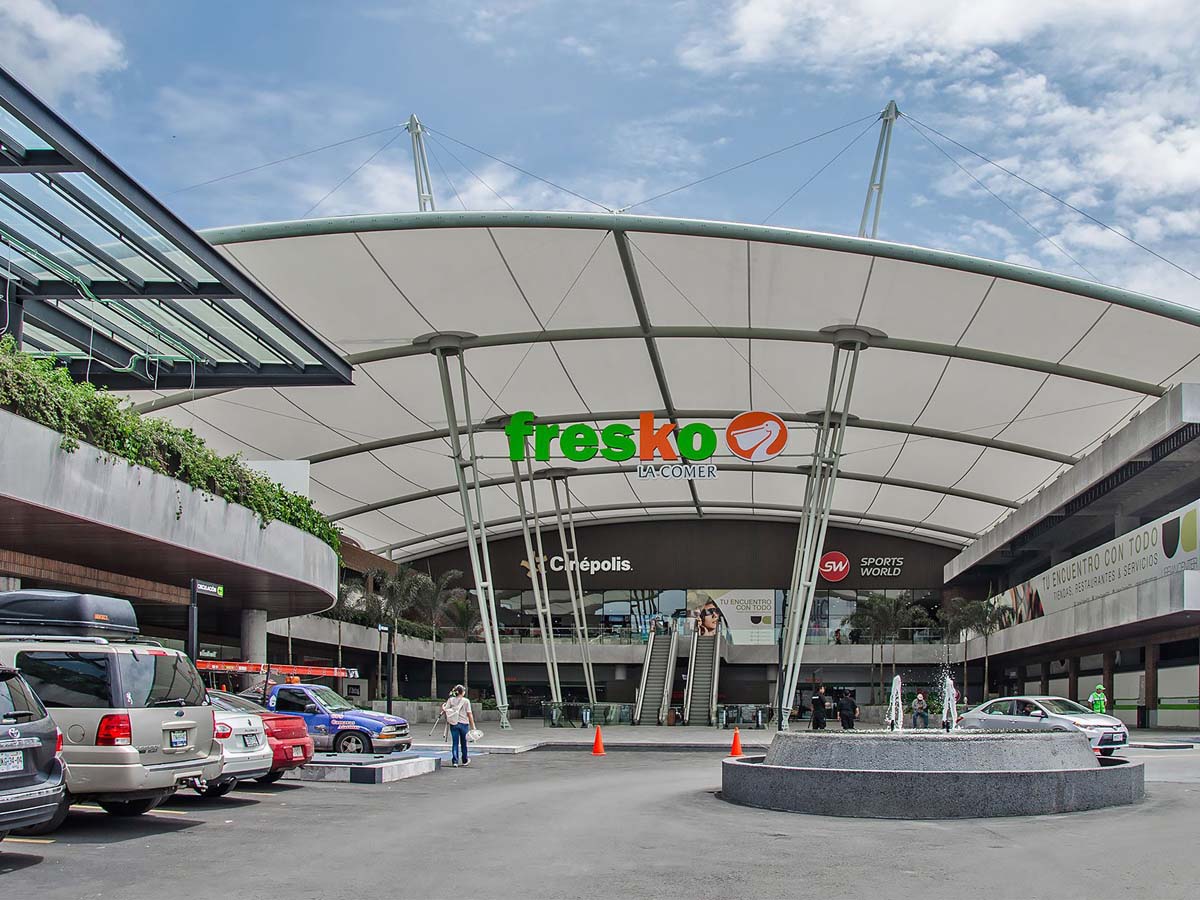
[[993, 499, 1199, 626], [686, 589, 776, 645]]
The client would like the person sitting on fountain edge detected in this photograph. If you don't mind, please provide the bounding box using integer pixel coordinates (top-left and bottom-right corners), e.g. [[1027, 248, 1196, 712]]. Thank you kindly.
[[837, 691, 858, 729], [911, 692, 929, 729]]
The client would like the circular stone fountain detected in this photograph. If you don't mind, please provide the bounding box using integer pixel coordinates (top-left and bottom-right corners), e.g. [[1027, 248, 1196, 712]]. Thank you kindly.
[[722, 730, 1143, 818]]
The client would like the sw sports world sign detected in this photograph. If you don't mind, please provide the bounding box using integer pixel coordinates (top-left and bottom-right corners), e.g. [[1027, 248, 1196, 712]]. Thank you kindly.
[[504, 410, 787, 479]]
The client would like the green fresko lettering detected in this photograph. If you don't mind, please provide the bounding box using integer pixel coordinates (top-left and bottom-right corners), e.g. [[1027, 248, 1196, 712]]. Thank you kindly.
[[677, 423, 717, 460], [533, 423, 560, 461], [560, 423, 599, 461], [504, 411, 537, 460], [600, 423, 636, 461]]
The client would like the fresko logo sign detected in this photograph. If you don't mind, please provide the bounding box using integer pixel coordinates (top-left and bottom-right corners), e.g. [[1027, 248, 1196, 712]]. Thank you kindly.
[[818, 551, 850, 582], [504, 410, 787, 479]]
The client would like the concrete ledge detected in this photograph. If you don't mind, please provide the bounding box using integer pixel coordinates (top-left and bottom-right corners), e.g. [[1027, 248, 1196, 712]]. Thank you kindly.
[[722, 754, 1144, 818], [283, 752, 439, 783]]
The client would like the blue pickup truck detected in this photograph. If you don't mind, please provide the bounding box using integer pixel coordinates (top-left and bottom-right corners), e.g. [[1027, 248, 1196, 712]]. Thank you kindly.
[[257, 684, 411, 754]]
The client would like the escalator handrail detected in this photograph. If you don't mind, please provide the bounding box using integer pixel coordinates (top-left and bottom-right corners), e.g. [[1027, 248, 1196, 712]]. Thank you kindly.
[[682, 625, 700, 724], [658, 628, 679, 726], [708, 630, 722, 727], [633, 629, 656, 725]]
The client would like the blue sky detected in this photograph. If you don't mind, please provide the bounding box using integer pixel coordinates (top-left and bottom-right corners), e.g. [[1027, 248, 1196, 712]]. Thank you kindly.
[[5, 0, 1199, 305]]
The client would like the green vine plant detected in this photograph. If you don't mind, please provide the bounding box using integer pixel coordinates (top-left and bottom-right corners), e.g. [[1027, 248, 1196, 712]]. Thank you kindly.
[[0, 337, 341, 557]]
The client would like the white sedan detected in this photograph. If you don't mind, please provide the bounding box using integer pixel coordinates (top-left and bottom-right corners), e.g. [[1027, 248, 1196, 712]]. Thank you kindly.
[[195, 706, 273, 797], [958, 695, 1129, 755]]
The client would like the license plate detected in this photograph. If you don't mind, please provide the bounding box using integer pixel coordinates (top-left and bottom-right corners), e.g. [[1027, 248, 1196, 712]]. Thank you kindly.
[[1111, 733, 1126, 743], [0, 750, 22, 773], [169, 729, 188, 748], [242, 733, 260, 748], [292, 745, 305, 759]]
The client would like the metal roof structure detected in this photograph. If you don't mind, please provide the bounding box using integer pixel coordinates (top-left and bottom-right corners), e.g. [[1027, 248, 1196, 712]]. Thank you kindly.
[[124, 210, 1200, 561], [0, 69, 349, 389]]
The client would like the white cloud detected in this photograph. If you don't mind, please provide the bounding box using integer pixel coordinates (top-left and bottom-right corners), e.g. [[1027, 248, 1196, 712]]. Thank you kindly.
[[0, 0, 125, 110], [680, 0, 1200, 303]]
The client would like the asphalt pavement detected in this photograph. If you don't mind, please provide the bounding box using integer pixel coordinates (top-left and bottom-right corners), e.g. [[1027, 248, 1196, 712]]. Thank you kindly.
[[4, 745, 1200, 899]]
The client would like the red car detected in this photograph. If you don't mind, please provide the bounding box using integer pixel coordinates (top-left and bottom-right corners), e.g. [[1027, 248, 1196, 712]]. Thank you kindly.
[[208, 690, 313, 783]]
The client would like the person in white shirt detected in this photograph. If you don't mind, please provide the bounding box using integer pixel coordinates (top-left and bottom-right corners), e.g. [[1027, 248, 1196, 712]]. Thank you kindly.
[[442, 685, 476, 767]]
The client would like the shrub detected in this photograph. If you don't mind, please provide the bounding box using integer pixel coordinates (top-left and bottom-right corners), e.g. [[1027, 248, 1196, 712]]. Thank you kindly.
[[0, 337, 340, 555]]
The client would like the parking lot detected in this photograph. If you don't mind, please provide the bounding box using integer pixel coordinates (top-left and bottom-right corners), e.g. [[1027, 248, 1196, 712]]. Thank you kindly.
[[6, 744, 1200, 900]]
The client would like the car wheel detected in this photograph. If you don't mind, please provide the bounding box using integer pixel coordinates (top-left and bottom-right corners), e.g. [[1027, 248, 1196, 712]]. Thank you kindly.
[[335, 731, 372, 754], [1100, 748, 1116, 757], [99, 798, 159, 817], [15, 790, 71, 835], [256, 770, 286, 785], [201, 778, 237, 798]]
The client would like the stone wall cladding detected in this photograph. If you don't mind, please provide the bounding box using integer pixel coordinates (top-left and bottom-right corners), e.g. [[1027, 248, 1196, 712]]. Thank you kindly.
[[722, 754, 1145, 818]]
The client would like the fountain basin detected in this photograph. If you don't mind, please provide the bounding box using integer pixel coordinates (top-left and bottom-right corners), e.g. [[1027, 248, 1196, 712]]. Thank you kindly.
[[723, 731, 1143, 818]]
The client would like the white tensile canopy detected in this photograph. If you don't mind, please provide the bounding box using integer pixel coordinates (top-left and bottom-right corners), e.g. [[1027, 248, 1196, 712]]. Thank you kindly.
[[127, 211, 1200, 560]]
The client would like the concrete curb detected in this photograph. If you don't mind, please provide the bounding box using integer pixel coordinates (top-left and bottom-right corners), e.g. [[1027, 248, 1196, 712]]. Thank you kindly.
[[284, 754, 440, 784]]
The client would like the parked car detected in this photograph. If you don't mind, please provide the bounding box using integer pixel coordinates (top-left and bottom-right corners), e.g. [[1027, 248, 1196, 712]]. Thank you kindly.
[[0, 665, 66, 842], [208, 690, 313, 783], [197, 704, 273, 798], [248, 683, 410, 754], [958, 695, 1130, 755], [0, 590, 223, 833]]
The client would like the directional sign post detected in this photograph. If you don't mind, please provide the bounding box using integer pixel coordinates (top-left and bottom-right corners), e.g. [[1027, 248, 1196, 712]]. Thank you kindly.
[[188, 579, 224, 661]]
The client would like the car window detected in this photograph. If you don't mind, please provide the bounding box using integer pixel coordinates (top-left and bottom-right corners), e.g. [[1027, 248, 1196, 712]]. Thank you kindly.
[[209, 691, 262, 713], [273, 688, 312, 713], [983, 701, 1013, 716], [1038, 698, 1091, 715], [0, 673, 46, 721], [116, 651, 206, 708], [16, 652, 115, 708], [308, 686, 355, 712]]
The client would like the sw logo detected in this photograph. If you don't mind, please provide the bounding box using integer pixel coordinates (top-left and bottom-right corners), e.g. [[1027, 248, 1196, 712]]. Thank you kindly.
[[818, 550, 850, 582]]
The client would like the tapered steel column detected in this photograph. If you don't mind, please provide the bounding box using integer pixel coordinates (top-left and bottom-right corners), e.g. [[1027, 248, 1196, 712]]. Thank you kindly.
[[778, 325, 881, 729], [549, 473, 597, 704], [430, 337, 509, 727], [858, 100, 899, 239], [511, 453, 562, 702]]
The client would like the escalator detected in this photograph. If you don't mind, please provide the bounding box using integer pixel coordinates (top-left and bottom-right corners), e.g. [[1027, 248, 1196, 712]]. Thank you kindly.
[[683, 630, 721, 725], [633, 629, 678, 725]]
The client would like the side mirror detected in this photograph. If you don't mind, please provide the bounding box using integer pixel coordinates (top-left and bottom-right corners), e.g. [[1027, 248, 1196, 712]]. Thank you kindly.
[[1031, 710, 1047, 718], [303, 703, 320, 715]]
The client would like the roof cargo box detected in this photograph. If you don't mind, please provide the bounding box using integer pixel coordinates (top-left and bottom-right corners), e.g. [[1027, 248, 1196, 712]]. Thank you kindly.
[[0, 590, 139, 638]]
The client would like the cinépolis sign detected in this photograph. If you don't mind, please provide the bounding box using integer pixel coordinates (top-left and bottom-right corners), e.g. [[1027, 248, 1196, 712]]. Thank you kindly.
[[504, 410, 788, 479]]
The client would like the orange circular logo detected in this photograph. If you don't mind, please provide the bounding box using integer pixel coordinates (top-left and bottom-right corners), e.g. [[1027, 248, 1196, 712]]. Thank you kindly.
[[726, 411, 787, 462]]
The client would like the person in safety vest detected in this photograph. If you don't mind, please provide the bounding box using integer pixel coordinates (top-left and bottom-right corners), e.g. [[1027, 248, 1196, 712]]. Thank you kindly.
[[1087, 683, 1107, 714]]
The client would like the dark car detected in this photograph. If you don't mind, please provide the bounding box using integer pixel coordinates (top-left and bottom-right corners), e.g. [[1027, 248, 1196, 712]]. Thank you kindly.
[[0, 665, 66, 841]]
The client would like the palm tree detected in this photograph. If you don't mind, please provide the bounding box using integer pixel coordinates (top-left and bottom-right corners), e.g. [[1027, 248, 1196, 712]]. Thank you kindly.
[[440, 593, 480, 688], [969, 599, 1016, 702], [371, 565, 415, 698], [333, 575, 364, 669], [939, 595, 975, 697], [843, 594, 888, 703], [873, 592, 932, 685], [404, 569, 464, 698]]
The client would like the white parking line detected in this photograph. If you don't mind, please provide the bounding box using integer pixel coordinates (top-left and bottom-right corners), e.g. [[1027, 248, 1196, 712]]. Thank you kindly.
[[3, 836, 55, 844]]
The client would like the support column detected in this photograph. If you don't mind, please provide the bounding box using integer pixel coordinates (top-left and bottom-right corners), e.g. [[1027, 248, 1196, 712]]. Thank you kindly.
[[778, 324, 883, 729], [0, 576, 19, 591], [1145, 643, 1159, 728], [1102, 650, 1115, 713], [426, 337, 510, 727], [1067, 657, 1079, 701], [241, 608, 268, 693], [1040, 660, 1050, 694]]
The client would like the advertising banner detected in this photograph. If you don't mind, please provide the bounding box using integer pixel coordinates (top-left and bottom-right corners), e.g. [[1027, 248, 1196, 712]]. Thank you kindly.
[[993, 499, 1200, 624], [686, 589, 775, 645]]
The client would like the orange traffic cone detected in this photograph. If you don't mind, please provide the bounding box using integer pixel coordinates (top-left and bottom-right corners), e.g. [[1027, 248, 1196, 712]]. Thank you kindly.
[[592, 726, 606, 756], [729, 727, 744, 758]]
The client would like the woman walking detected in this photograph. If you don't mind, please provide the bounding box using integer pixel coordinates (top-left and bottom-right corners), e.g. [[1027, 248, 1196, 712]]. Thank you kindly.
[[442, 684, 476, 768]]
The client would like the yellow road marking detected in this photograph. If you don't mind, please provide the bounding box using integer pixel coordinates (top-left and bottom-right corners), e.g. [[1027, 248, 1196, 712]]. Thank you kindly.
[[4, 836, 55, 844], [149, 808, 188, 816], [74, 803, 187, 816]]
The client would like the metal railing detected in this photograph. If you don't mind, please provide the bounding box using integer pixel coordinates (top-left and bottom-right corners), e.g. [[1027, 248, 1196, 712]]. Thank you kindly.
[[421, 624, 949, 647]]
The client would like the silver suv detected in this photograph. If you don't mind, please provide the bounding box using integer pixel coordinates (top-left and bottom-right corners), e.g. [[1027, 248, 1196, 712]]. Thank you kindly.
[[0, 592, 221, 832]]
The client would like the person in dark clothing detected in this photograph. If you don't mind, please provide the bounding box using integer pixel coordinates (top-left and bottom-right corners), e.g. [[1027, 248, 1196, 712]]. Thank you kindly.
[[810, 685, 827, 730], [837, 692, 858, 729]]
